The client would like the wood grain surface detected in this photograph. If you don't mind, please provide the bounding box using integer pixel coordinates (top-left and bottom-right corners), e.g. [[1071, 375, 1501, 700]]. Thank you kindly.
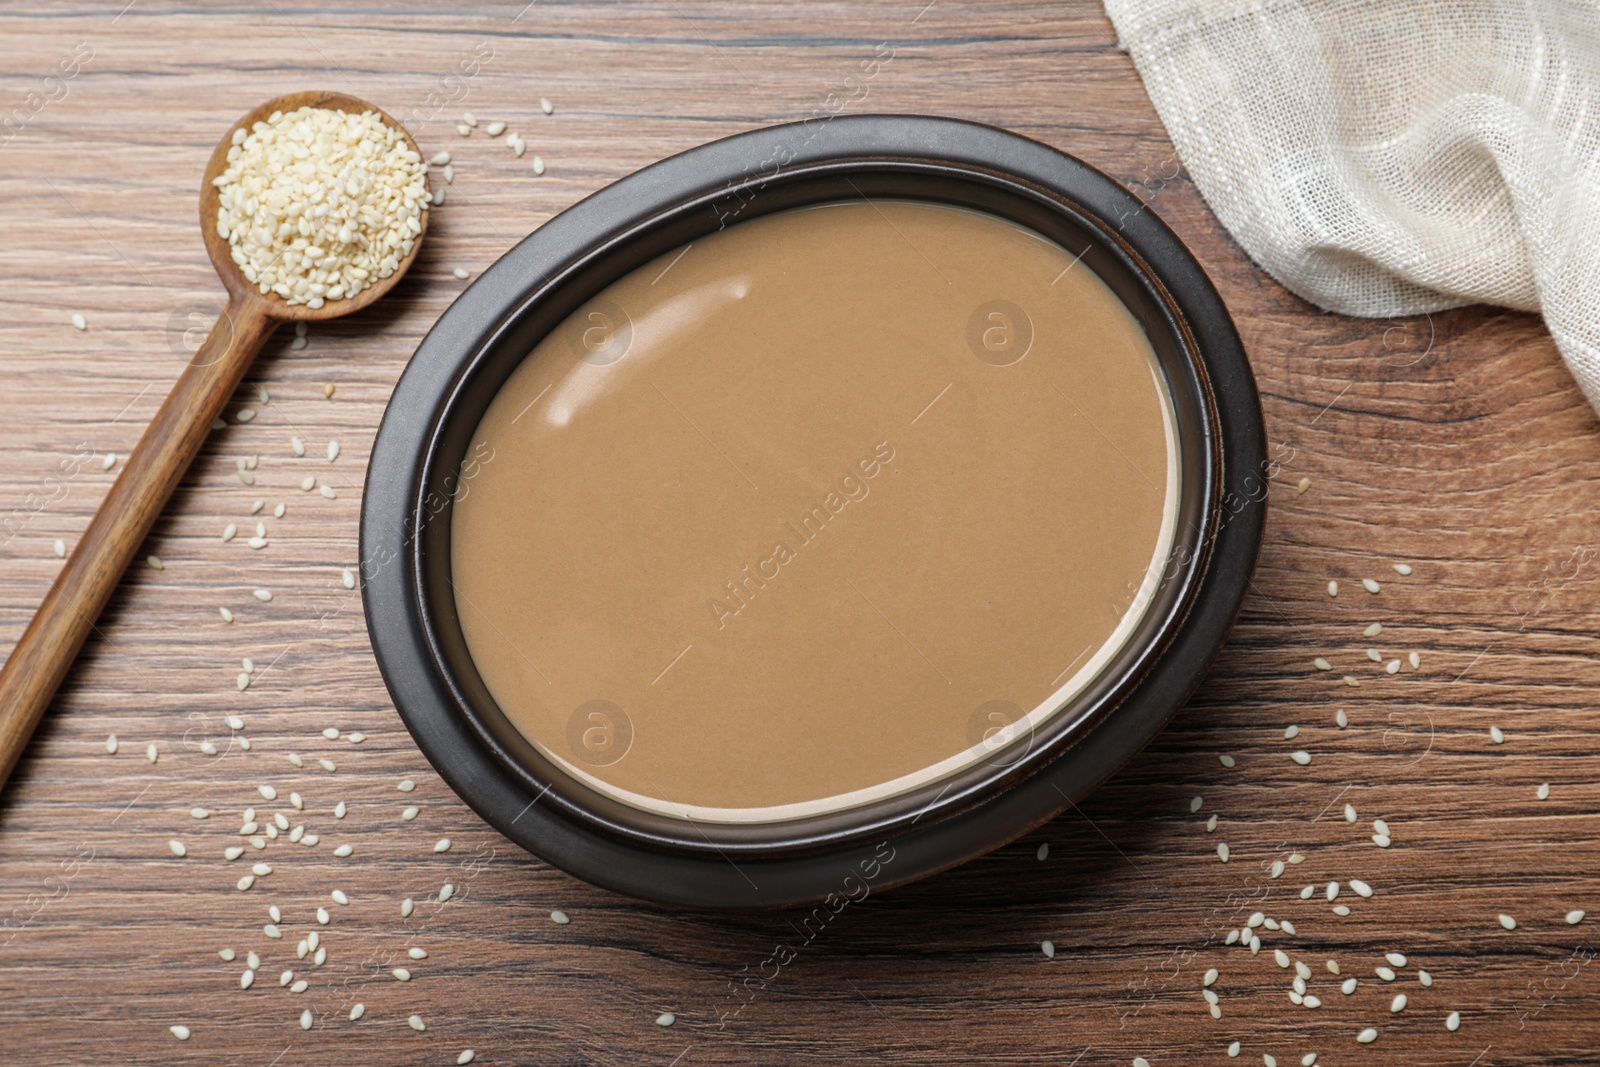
[[2, 3, 1598, 1065]]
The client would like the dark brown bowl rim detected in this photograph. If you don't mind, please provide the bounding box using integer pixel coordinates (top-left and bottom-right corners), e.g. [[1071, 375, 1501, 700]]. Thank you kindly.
[[361, 115, 1266, 908]]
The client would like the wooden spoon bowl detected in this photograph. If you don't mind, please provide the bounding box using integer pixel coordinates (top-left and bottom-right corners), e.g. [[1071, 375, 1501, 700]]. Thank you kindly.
[[0, 92, 430, 795]]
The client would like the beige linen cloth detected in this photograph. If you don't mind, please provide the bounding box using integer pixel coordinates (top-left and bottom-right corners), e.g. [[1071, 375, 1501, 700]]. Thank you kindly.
[[1103, 0, 1600, 411]]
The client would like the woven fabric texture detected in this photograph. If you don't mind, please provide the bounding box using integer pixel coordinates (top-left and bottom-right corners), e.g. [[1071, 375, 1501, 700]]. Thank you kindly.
[[1104, 0, 1600, 410]]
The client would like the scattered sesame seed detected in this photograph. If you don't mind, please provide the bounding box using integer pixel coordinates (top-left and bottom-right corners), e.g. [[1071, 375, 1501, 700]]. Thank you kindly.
[[301, 476, 315, 491], [1373, 819, 1390, 835], [1344, 803, 1357, 822], [1350, 879, 1373, 897], [1393, 563, 1412, 575], [1567, 910, 1586, 925], [1373, 835, 1391, 848], [327, 441, 340, 462], [1333, 905, 1351, 916], [1408, 651, 1421, 669], [1419, 970, 1433, 986], [219, 607, 234, 623], [287, 752, 303, 767], [1295, 961, 1312, 980], [320, 484, 336, 499], [105, 734, 118, 754], [1296, 476, 1311, 493], [551, 909, 569, 924], [71, 313, 87, 330], [402, 806, 419, 821], [250, 500, 264, 514], [541, 97, 554, 114], [1220, 755, 1236, 768], [219, 948, 236, 962], [656, 1013, 676, 1027], [170, 1025, 191, 1040], [322, 727, 340, 740], [102, 453, 116, 470], [331, 889, 349, 905], [147, 743, 158, 763], [258, 785, 276, 801], [237, 672, 251, 691], [324, 383, 336, 398], [1206, 814, 1219, 832], [1290, 751, 1311, 765], [300, 1009, 313, 1031], [253, 589, 272, 601], [1041, 940, 1055, 958], [392, 967, 411, 981], [147, 555, 164, 570], [1328, 581, 1338, 596], [168, 840, 187, 857], [1301, 1056, 1316, 1067], [350, 1003, 365, 1020], [252, 862, 272, 876], [1342, 977, 1358, 994], [1362, 578, 1380, 593], [334, 800, 347, 819], [224, 846, 244, 860], [319, 758, 336, 772], [399, 779, 416, 792], [434, 837, 452, 853], [1490, 726, 1505, 743], [1367, 648, 1382, 662], [290, 979, 308, 993], [1386, 952, 1407, 968], [1537, 783, 1550, 800], [1228, 1044, 1240, 1058], [1270, 859, 1285, 878], [409, 1014, 426, 1031], [342, 569, 356, 589], [1446, 1011, 1461, 1031], [1498, 913, 1517, 930], [402, 898, 415, 918], [274, 503, 285, 518], [1391, 993, 1407, 1013], [1218, 842, 1230, 862], [1356, 1028, 1378, 1044], [53, 538, 65, 558], [1037, 842, 1050, 860], [1326, 960, 1341, 974], [1376, 966, 1395, 982], [459, 1052, 476, 1065], [453, 267, 470, 280], [1274, 950, 1290, 968], [1284, 725, 1300, 739], [333, 844, 353, 858], [439, 883, 455, 903], [1203, 968, 1218, 987]]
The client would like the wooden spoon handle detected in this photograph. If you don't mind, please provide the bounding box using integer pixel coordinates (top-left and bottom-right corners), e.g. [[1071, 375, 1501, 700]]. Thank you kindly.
[[0, 293, 275, 793]]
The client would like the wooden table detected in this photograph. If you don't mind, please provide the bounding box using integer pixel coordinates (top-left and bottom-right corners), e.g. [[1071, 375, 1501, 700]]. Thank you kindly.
[[2, 3, 1596, 1064]]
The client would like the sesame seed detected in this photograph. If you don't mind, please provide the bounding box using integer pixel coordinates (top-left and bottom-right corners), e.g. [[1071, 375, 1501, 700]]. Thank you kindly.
[[1037, 842, 1050, 860], [105, 734, 118, 754], [274, 503, 285, 518], [1393, 563, 1412, 575], [1344, 803, 1357, 822], [1498, 913, 1517, 930], [224, 846, 244, 860], [1373, 818, 1390, 835], [1446, 1011, 1461, 1031], [320, 484, 336, 499], [1301, 1056, 1316, 1067], [1419, 970, 1433, 986], [1363, 578, 1380, 593], [236, 409, 256, 423], [168, 840, 187, 857], [1363, 621, 1384, 638], [333, 844, 353, 858], [1350, 879, 1373, 897], [1343, 675, 1360, 687], [459, 1052, 476, 1065], [269, 906, 281, 923], [102, 453, 116, 470], [1290, 750, 1311, 765], [1274, 949, 1290, 968], [147, 743, 158, 763], [1295, 961, 1312, 980], [290, 979, 308, 993], [342, 569, 356, 589], [392, 967, 411, 981], [1206, 814, 1219, 832], [398, 779, 416, 792], [1356, 1028, 1378, 1044], [219, 948, 236, 962], [1567, 910, 1586, 924], [348, 1003, 365, 1020], [324, 383, 335, 398], [656, 1013, 676, 1027], [534, 156, 548, 175], [1247, 912, 1265, 928], [287, 753, 303, 767], [263, 924, 282, 940], [453, 267, 470, 280], [247, 951, 259, 969], [258, 785, 276, 801], [1303, 995, 1321, 1008], [551, 909, 569, 924], [1218, 842, 1230, 862], [1333, 905, 1351, 916], [1386, 952, 1407, 968], [1367, 648, 1382, 662], [1391, 993, 1407, 1013], [220, 607, 234, 623], [402, 806, 419, 821], [1408, 651, 1421, 669], [253, 589, 272, 602], [1373, 835, 1391, 847], [409, 1014, 426, 1031], [1386, 660, 1400, 674], [250, 500, 264, 514], [1326, 960, 1341, 974], [1284, 725, 1299, 739], [1190, 796, 1203, 813], [1296, 476, 1311, 493], [1328, 580, 1338, 596], [541, 97, 554, 114], [331, 889, 349, 905], [301, 476, 315, 491], [53, 539, 65, 558], [333, 800, 347, 819], [1490, 726, 1505, 743], [434, 837, 452, 853], [300, 1009, 313, 1031], [71, 313, 87, 330], [402, 898, 415, 918], [1041, 940, 1055, 958], [319, 758, 336, 772], [1376, 966, 1395, 981], [439, 883, 455, 902], [1301, 886, 1314, 899], [1537, 783, 1551, 800], [1228, 1043, 1240, 1058], [146, 555, 164, 570], [1342, 977, 1357, 994], [327, 441, 340, 462], [1220, 755, 1236, 768], [1270, 860, 1285, 878], [170, 1025, 191, 1040], [252, 862, 272, 876], [237, 672, 251, 691]]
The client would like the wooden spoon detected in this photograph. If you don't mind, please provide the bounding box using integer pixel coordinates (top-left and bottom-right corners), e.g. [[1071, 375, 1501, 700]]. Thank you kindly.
[[0, 91, 429, 794]]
